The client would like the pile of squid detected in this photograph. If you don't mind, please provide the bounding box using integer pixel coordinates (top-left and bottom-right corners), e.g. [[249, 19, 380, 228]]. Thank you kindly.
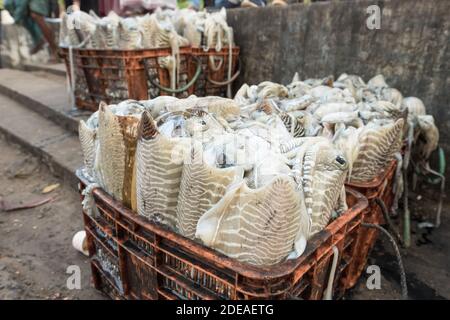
[[79, 95, 348, 267], [234, 73, 441, 224], [235, 73, 439, 183], [59, 8, 233, 51], [78, 73, 439, 267]]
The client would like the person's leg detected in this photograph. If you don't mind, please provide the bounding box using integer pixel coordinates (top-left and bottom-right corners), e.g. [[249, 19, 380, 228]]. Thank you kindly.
[[30, 12, 58, 58], [22, 17, 46, 54]]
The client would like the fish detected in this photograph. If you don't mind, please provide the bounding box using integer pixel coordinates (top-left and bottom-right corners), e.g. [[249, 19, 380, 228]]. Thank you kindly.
[[279, 112, 306, 137], [136, 111, 192, 229], [336, 73, 366, 89], [60, 11, 97, 47], [316, 87, 354, 104], [333, 126, 362, 181], [140, 96, 180, 119], [313, 102, 357, 120], [140, 13, 189, 49], [118, 17, 143, 49], [195, 174, 309, 266], [378, 87, 403, 109], [97, 102, 142, 210], [246, 152, 291, 189], [78, 118, 97, 179], [176, 141, 244, 239], [97, 103, 126, 201], [279, 95, 316, 112], [416, 115, 439, 161], [403, 97, 426, 123], [287, 81, 311, 99], [61, 8, 231, 51], [296, 140, 348, 234], [91, 14, 119, 49], [176, 9, 206, 47], [370, 99, 407, 134], [159, 97, 240, 124], [321, 111, 363, 128], [256, 82, 289, 101], [350, 118, 405, 183], [335, 186, 349, 216], [304, 76, 334, 88], [194, 97, 241, 122], [234, 83, 251, 106], [367, 74, 388, 89], [203, 7, 234, 50], [156, 108, 226, 142]]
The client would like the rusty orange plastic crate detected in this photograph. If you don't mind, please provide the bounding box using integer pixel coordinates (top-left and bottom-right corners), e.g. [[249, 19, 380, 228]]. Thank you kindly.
[[77, 170, 368, 300], [190, 47, 240, 98], [343, 160, 397, 289], [60, 47, 195, 111], [91, 262, 125, 300]]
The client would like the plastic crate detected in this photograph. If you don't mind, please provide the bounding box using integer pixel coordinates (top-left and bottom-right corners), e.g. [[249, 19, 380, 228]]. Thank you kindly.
[[77, 169, 368, 300], [91, 262, 125, 300], [60, 47, 196, 111], [190, 47, 240, 98], [343, 160, 397, 289]]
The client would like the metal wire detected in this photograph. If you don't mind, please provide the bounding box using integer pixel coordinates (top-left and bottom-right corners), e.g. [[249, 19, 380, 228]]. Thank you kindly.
[[362, 223, 408, 300]]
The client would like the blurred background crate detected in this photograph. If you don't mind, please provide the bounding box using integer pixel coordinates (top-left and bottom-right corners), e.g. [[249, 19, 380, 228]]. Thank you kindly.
[[60, 47, 196, 111], [190, 47, 240, 98]]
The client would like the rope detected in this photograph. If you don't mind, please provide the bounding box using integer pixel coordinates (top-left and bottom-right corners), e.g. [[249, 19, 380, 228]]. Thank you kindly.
[[362, 223, 408, 300], [66, 35, 92, 110], [168, 31, 181, 94], [324, 246, 339, 300], [203, 13, 235, 98], [68, 46, 76, 110], [392, 153, 404, 215], [410, 149, 446, 228], [209, 55, 223, 72], [374, 197, 403, 245], [148, 56, 202, 94], [225, 27, 233, 98], [81, 182, 99, 216], [207, 67, 241, 86]]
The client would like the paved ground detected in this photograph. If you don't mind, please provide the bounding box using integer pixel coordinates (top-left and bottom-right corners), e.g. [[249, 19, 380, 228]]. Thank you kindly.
[[0, 136, 448, 300]]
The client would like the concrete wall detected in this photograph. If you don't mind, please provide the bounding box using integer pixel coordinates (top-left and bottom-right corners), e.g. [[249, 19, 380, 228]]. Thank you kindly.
[[227, 0, 450, 175]]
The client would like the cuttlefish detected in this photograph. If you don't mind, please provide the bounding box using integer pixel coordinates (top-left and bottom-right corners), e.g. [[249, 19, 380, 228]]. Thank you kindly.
[[176, 141, 244, 239], [350, 118, 404, 183], [195, 174, 310, 266], [136, 111, 192, 229], [96, 102, 143, 210], [78, 111, 98, 180], [292, 139, 349, 234]]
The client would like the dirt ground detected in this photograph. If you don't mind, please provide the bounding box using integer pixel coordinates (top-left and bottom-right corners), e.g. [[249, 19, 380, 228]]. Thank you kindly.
[[346, 171, 450, 299], [0, 137, 104, 300], [0, 136, 448, 300]]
